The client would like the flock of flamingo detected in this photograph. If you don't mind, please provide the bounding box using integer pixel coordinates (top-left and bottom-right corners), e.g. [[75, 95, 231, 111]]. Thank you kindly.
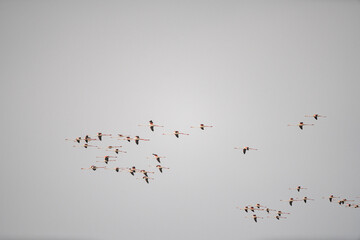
[[66, 121, 213, 184], [236, 114, 359, 222], [66, 113, 359, 222]]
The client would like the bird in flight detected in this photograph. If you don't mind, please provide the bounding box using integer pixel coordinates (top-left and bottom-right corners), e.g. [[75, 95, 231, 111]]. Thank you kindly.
[[281, 197, 301, 206], [288, 122, 314, 130], [138, 120, 164, 132], [163, 131, 189, 138], [96, 132, 112, 141], [155, 165, 170, 173], [134, 136, 150, 145], [305, 114, 326, 120], [81, 165, 105, 171], [234, 146, 258, 154], [96, 156, 117, 164], [148, 154, 166, 163], [246, 214, 263, 223], [289, 186, 307, 192], [190, 124, 213, 130]]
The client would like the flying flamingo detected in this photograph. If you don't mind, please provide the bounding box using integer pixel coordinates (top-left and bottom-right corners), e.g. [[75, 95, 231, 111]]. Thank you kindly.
[[148, 154, 166, 163], [65, 137, 82, 143], [338, 199, 355, 205], [133, 136, 150, 145], [84, 135, 98, 143], [305, 114, 327, 120], [73, 144, 98, 149], [81, 165, 105, 171], [106, 148, 127, 154], [264, 208, 276, 214], [277, 211, 290, 216], [234, 146, 258, 154], [289, 186, 307, 192], [98, 145, 123, 150], [268, 216, 287, 220], [236, 206, 250, 213], [96, 156, 117, 164], [255, 204, 265, 209], [138, 120, 164, 132], [190, 124, 213, 130], [301, 196, 314, 203], [248, 206, 264, 212], [155, 165, 170, 173], [322, 195, 339, 202], [96, 132, 112, 141], [139, 170, 155, 177], [120, 166, 140, 176], [246, 214, 263, 223], [141, 176, 154, 184], [163, 131, 189, 138], [105, 167, 121, 172], [288, 122, 314, 130], [280, 197, 301, 206]]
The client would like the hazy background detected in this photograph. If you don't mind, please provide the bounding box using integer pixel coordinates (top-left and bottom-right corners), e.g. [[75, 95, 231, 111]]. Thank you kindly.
[[0, 0, 359, 239]]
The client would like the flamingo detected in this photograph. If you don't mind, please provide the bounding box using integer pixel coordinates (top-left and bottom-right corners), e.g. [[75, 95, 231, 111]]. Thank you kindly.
[[98, 146, 122, 150], [155, 165, 169, 173], [141, 176, 154, 184], [277, 211, 290, 216], [351, 204, 359, 208], [190, 124, 213, 130], [289, 186, 307, 192], [234, 146, 258, 154], [268, 216, 287, 220], [288, 122, 314, 130], [255, 204, 265, 209], [139, 170, 155, 177], [246, 214, 263, 223], [96, 132, 112, 141], [264, 208, 276, 214], [105, 167, 121, 172], [338, 199, 354, 205], [138, 120, 164, 132], [65, 137, 82, 143], [236, 206, 250, 213], [133, 136, 150, 145], [322, 195, 339, 203], [249, 206, 264, 212], [280, 197, 301, 206], [106, 148, 127, 154], [148, 154, 166, 163], [81, 165, 105, 171], [96, 156, 117, 164], [163, 131, 189, 138], [305, 114, 327, 120], [301, 196, 314, 203], [120, 166, 140, 176], [84, 135, 97, 143], [73, 144, 97, 149]]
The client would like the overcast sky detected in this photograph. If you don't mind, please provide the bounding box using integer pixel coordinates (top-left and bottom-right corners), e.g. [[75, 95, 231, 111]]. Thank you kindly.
[[0, 1, 360, 240]]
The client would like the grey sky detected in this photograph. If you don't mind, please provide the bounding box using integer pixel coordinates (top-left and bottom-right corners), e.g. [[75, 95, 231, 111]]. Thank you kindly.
[[0, 1, 359, 239]]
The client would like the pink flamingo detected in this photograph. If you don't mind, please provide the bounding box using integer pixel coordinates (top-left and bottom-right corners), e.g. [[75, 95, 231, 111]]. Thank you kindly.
[[138, 120, 164, 132], [96, 132, 112, 141], [155, 165, 170, 173], [190, 124, 213, 130], [81, 165, 105, 171], [163, 131, 189, 138], [288, 122, 314, 130], [280, 197, 301, 206], [289, 186, 307, 192], [234, 146, 258, 154], [305, 114, 327, 120]]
